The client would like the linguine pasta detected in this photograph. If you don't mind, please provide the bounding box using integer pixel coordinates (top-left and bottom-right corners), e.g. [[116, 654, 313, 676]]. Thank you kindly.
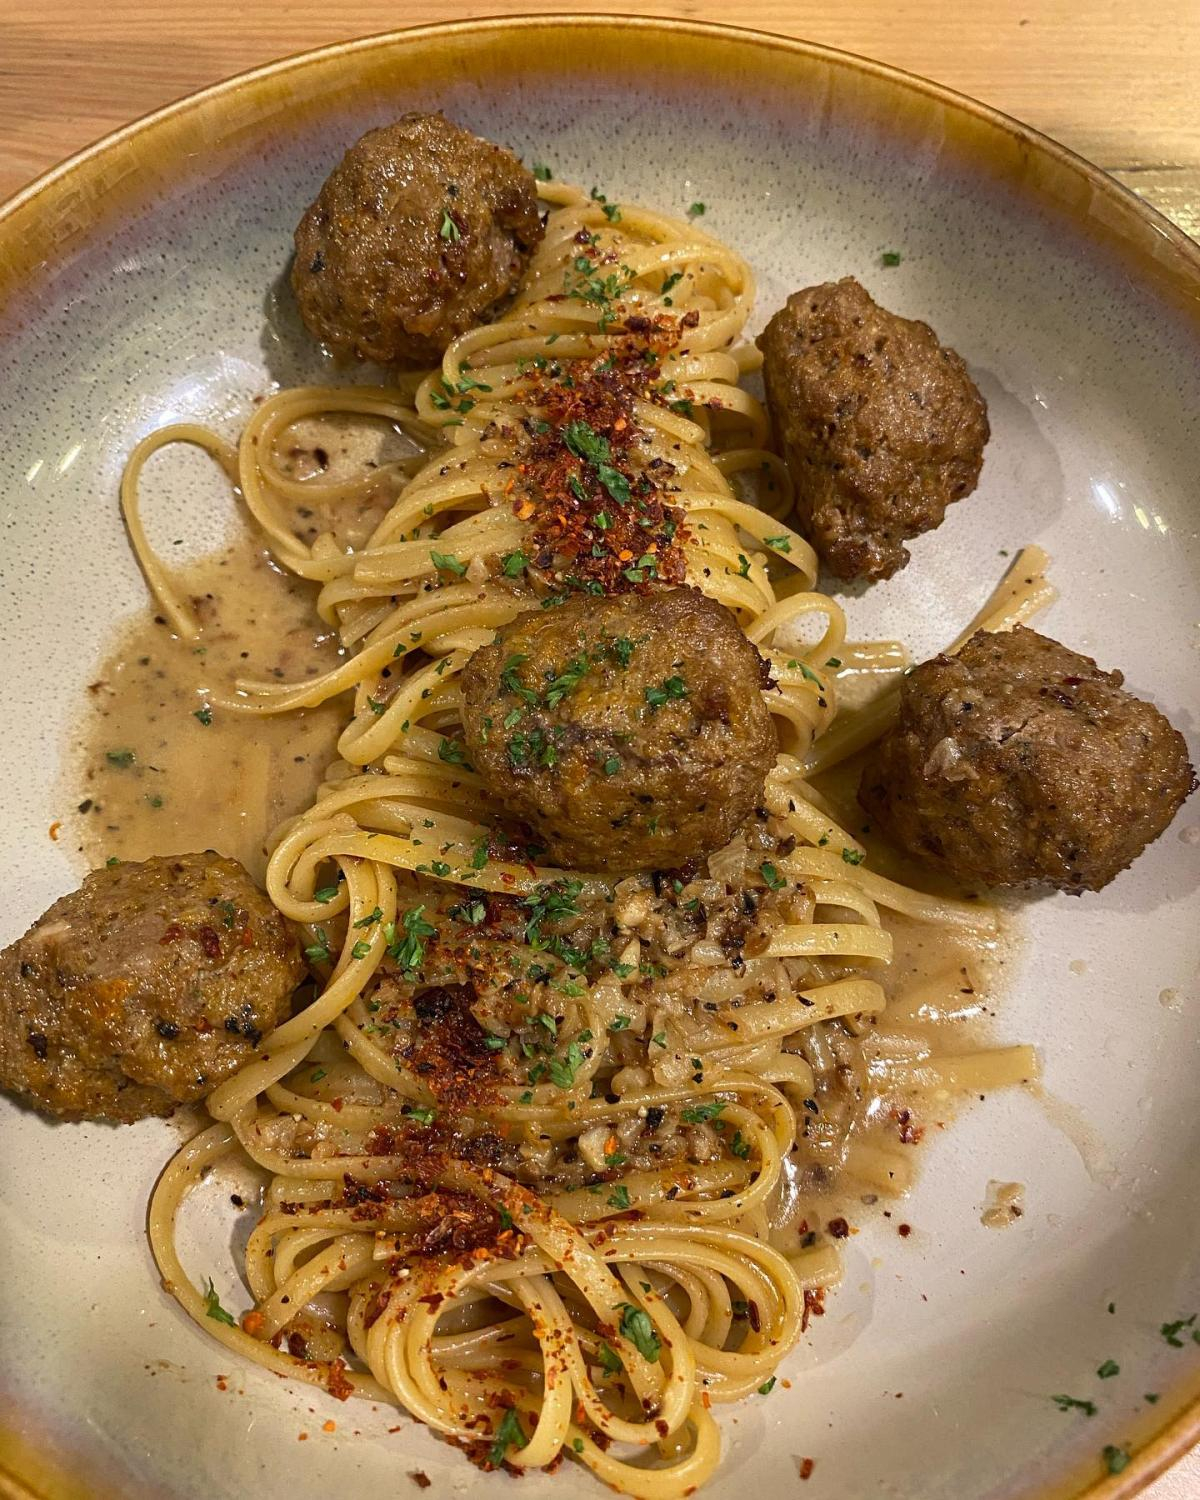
[[132, 181, 1046, 1495]]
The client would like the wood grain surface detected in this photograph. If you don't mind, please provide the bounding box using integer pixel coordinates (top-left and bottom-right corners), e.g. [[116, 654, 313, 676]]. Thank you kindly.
[[0, 4, 1195, 1497]]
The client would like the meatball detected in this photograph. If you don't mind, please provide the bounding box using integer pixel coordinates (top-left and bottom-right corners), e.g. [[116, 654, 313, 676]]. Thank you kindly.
[[460, 587, 778, 872], [757, 277, 989, 581], [0, 853, 303, 1122], [292, 112, 544, 364], [858, 627, 1196, 892]]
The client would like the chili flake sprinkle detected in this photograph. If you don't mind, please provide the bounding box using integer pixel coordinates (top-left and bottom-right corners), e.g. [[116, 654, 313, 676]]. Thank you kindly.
[[497, 294, 701, 596]]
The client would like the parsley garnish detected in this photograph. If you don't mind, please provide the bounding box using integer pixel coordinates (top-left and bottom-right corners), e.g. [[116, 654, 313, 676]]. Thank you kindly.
[[532, 162, 552, 182], [609, 1015, 631, 1031], [352, 906, 382, 927], [193, 706, 213, 726], [105, 749, 135, 767], [548, 1040, 586, 1090], [430, 549, 466, 576], [1052, 1395, 1097, 1416], [562, 419, 631, 505], [304, 928, 331, 964], [661, 270, 684, 295], [617, 1303, 661, 1362], [597, 1342, 623, 1374], [1097, 1359, 1120, 1379], [607, 1184, 631, 1210], [681, 1100, 725, 1123], [735, 553, 751, 579], [730, 1130, 751, 1159], [1160, 1314, 1198, 1347], [881, 250, 902, 266], [439, 209, 461, 242], [1102, 1445, 1130, 1475], [764, 535, 792, 553], [403, 1104, 436, 1126], [758, 1377, 776, 1395], [350, 940, 371, 960], [487, 1407, 526, 1468], [760, 861, 785, 891], [687, 201, 706, 217], [313, 884, 338, 904], [842, 847, 866, 866], [644, 675, 687, 710], [602, 756, 621, 776], [437, 737, 470, 767], [202, 1278, 237, 1327], [501, 549, 528, 578], [386, 905, 436, 975]]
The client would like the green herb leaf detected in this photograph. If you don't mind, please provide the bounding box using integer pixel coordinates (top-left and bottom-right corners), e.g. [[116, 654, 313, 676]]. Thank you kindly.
[[438, 737, 470, 767], [193, 706, 213, 726], [841, 847, 866, 866], [439, 209, 461, 242], [609, 1015, 631, 1031], [106, 749, 135, 767], [501, 549, 529, 578], [403, 1104, 436, 1126], [764, 535, 792, 553], [304, 927, 331, 964], [350, 940, 371, 960], [617, 1303, 661, 1362], [1102, 1445, 1130, 1475], [881, 250, 902, 266], [760, 861, 785, 891], [1052, 1395, 1097, 1416], [597, 1342, 623, 1374], [430, 549, 466, 576], [313, 884, 339, 904], [203, 1278, 237, 1327], [532, 162, 552, 182], [758, 1377, 776, 1395], [352, 906, 382, 928], [687, 201, 706, 217], [681, 1100, 725, 1124], [607, 1184, 631, 1210], [487, 1407, 526, 1468], [1097, 1359, 1120, 1379]]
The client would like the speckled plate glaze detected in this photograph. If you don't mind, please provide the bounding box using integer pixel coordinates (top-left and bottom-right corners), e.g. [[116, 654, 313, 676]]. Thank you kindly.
[[0, 17, 1197, 1500]]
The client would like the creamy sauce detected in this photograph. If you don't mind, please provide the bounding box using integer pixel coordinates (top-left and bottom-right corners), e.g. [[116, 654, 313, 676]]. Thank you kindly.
[[62, 543, 345, 883]]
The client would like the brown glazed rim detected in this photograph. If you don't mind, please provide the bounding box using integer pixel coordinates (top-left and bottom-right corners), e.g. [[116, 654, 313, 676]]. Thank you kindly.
[[0, 14, 1197, 1500]]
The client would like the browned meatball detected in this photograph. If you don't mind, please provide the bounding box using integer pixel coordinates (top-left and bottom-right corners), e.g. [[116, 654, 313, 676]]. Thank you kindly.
[[758, 277, 989, 581], [292, 112, 544, 364], [0, 853, 303, 1122], [858, 627, 1196, 892], [461, 588, 778, 872]]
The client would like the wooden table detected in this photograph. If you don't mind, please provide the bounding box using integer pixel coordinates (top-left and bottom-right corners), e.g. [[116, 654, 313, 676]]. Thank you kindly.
[[0, 4, 1195, 1496]]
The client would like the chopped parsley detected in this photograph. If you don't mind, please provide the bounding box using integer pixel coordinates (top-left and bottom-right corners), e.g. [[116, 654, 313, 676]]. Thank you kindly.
[[548, 1040, 586, 1090], [430, 549, 466, 576], [202, 1278, 236, 1327], [842, 847, 866, 866], [439, 209, 461, 242], [385, 905, 437, 975], [562, 419, 631, 505], [597, 1342, 623, 1374], [644, 675, 688, 710], [764, 535, 791, 553], [681, 1100, 725, 1124], [304, 928, 331, 964], [661, 270, 684, 296], [602, 756, 621, 776], [500, 549, 529, 578], [402, 1104, 436, 1126], [1097, 1359, 1120, 1379], [735, 553, 751, 579], [760, 861, 785, 891], [350, 940, 371, 960], [607, 1184, 631, 1210], [730, 1130, 751, 1159], [881, 250, 902, 266], [313, 884, 339, 904], [618, 1303, 661, 1362], [1052, 1395, 1097, 1416], [1160, 1314, 1198, 1347], [437, 737, 470, 767], [687, 201, 706, 217], [532, 162, 552, 182], [1102, 1445, 1130, 1475], [352, 906, 382, 927], [193, 706, 213, 726], [105, 749, 135, 767], [609, 1015, 631, 1031], [758, 1377, 776, 1395], [487, 1407, 526, 1468]]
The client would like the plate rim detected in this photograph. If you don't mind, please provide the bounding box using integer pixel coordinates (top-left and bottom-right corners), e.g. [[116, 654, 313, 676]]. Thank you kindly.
[[0, 12, 1196, 1500]]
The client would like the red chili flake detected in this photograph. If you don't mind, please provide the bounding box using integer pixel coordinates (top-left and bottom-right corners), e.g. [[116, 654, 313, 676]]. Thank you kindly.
[[801, 1287, 826, 1333], [409, 1475, 432, 1490], [494, 314, 698, 597], [827, 1217, 851, 1239], [798, 1457, 816, 1480], [898, 1223, 913, 1238]]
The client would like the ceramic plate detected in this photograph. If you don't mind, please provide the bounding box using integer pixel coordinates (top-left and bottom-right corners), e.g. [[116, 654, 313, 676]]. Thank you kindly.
[[1, 17, 1197, 1500]]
